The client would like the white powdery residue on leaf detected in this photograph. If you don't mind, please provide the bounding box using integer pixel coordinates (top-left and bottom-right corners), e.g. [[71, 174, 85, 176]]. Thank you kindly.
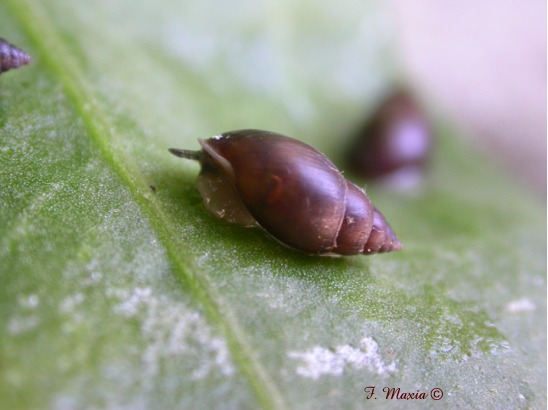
[[255, 289, 286, 309], [8, 294, 43, 335], [111, 286, 234, 380], [59, 292, 85, 314], [506, 298, 536, 313], [288, 336, 397, 380], [6, 316, 39, 335], [111, 287, 152, 317], [17, 293, 40, 309]]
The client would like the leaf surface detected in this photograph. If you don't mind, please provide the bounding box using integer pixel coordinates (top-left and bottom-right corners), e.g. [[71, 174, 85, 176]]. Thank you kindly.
[[0, 1, 545, 409]]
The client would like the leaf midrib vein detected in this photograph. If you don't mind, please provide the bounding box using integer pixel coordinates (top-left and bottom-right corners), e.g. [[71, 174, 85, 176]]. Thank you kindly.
[[6, 1, 286, 408]]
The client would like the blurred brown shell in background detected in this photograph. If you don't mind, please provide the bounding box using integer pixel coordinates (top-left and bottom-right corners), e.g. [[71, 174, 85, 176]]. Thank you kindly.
[[0, 38, 31, 74], [346, 90, 433, 189]]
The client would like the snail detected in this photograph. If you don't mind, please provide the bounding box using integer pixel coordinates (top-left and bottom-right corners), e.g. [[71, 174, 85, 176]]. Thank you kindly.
[[346, 90, 432, 187], [169, 129, 402, 256], [0, 38, 31, 74]]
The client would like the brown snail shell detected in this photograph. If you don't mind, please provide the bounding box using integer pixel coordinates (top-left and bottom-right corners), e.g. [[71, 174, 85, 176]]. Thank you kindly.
[[347, 90, 432, 187], [0, 38, 31, 74], [169, 129, 402, 256]]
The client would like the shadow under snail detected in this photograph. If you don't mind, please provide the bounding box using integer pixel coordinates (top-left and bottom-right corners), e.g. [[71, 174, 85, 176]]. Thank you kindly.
[[169, 129, 402, 256]]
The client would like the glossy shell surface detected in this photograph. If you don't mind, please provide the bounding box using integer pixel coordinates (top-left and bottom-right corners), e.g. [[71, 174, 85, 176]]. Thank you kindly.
[[170, 130, 402, 256]]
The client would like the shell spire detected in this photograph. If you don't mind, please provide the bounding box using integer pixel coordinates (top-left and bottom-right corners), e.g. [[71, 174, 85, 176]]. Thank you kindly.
[[0, 38, 31, 74]]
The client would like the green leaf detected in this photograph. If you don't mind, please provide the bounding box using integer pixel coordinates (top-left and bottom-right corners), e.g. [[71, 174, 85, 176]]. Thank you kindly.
[[1, 1, 545, 409]]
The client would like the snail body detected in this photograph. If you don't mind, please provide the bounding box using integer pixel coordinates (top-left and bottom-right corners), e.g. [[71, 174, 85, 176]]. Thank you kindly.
[[169, 130, 402, 256], [0, 38, 31, 74]]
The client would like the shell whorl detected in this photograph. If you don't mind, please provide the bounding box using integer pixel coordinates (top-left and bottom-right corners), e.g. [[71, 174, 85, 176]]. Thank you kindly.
[[333, 180, 401, 255], [0, 38, 31, 74]]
